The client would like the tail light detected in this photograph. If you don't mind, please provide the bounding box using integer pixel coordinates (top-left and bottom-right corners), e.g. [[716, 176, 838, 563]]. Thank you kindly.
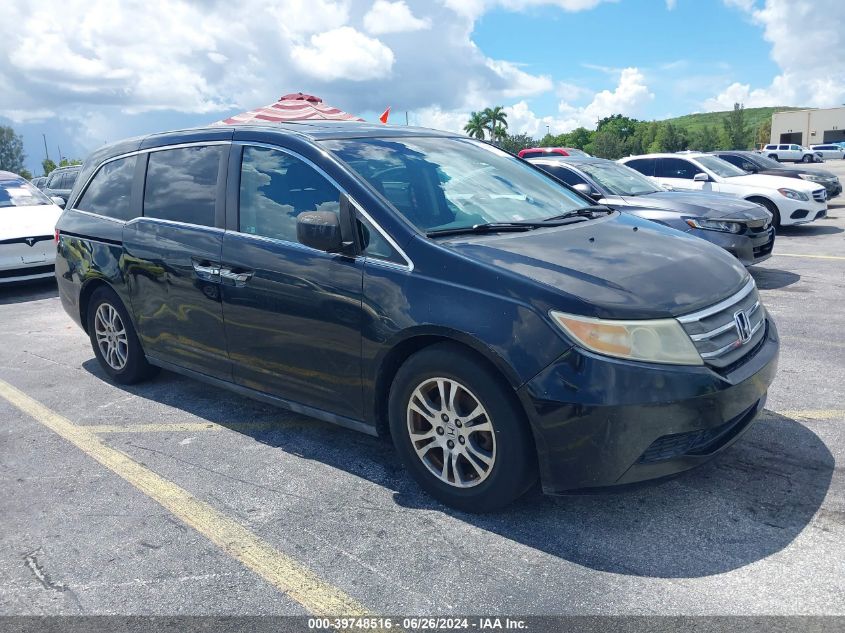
[[55, 228, 60, 243]]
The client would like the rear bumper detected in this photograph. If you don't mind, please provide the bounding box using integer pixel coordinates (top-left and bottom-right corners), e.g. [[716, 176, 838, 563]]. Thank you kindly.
[[518, 318, 779, 494]]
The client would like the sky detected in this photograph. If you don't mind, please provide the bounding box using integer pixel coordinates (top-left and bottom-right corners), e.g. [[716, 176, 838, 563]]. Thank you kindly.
[[1, 0, 843, 176]]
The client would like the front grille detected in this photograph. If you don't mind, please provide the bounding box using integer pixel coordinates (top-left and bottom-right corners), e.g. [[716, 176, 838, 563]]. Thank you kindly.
[[812, 188, 827, 203], [753, 238, 774, 258], [0, 264, 54, 279], [638, 402, 759, 463], [677, 278, 766, 370]]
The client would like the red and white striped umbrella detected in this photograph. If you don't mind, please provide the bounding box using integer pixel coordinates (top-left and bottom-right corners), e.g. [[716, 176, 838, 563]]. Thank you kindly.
[[216, 93, 363, 125]]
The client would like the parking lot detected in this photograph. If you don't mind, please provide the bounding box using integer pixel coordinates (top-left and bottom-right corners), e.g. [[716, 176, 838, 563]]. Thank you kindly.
[[1, 164, 844, 618]]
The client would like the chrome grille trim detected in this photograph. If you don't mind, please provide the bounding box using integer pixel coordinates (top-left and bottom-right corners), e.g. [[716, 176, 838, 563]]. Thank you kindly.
[[812, 188, 826, 202], [689, 301, 760, 342], [677, 278, 765, 369], [699, 318, 765, 359], [677, 278, 755, 324]]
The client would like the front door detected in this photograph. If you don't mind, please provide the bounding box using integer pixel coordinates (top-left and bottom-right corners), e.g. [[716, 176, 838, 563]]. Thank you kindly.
[[123, 144, 231, 380], [220, 144, 364, 420]]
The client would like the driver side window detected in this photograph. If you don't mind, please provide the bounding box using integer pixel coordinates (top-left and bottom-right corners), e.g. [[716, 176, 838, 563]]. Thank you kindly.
[[239, 146, 340, 242], [656, 158, 698, 179]]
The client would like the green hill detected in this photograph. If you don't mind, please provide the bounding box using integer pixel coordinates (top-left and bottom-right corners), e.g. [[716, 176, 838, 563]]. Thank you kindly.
[[659, 106, 806, 135]]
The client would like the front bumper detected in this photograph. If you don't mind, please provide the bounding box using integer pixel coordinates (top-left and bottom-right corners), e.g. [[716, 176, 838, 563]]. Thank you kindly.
[[518, 318, 779, 494], [688, 226, 774, 266], [1, 241, 57, 284]]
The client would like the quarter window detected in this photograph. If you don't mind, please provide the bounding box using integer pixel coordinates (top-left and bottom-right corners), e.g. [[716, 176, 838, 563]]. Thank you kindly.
[[76, 156, 137, 220], [239, 146, 340, 242], [143, 146, 222, 226], [357, 215, 403, 264]]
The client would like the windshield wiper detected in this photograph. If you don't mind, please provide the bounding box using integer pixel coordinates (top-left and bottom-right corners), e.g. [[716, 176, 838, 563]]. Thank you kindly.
[[426, 222, 542, 237], [541, 205, 615, 222]]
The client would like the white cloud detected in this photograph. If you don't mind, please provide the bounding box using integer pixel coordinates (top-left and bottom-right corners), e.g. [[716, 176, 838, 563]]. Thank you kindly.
[[705, 0, 845, 110], [363, 0, 431, 34], [442, 0, 614, 21], [484, 60, 554, 98], [559, 67, 654, 128], [665, 0, 677, 8], [291, 27, 395, 81]]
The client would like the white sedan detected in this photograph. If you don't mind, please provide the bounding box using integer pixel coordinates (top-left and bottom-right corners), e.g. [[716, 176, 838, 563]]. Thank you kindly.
[[1, 171, 64, 284], [619, 153, 827, 227]]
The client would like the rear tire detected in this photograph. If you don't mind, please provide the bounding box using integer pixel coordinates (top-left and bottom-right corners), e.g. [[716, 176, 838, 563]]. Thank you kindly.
[[388, 343, 537, 512], [87, 286, 158, 385], [802, 154, 813, 163]]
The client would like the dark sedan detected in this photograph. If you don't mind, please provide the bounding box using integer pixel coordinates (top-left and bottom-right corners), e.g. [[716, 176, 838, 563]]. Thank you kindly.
[[528, 156, 775, 266], [712, 151, 841, 199]]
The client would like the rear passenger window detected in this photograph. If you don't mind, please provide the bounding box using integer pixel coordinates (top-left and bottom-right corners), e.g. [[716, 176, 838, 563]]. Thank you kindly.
[[239, 146, 340, 242], [624, 158, 655, 177], [143, 146, 222, 226], [656, 158, 698, 179], [76, 156, 137, 220]]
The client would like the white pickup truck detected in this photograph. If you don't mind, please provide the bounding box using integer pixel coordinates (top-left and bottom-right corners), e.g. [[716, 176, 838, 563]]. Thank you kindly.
[[761, 144, 819, 163]]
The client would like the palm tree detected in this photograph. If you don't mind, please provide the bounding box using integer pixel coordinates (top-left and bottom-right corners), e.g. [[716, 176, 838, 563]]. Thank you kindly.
[[464, 112, 486, 139], [483, 106, 508, 143]]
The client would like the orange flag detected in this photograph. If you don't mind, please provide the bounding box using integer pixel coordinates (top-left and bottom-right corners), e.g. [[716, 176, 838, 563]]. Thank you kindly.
[[379, 106, 390, 124]]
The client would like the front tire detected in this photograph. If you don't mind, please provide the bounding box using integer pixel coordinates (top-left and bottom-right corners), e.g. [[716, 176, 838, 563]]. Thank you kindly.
[[388, 343, 537, 512], [87, 286, 158, 385]]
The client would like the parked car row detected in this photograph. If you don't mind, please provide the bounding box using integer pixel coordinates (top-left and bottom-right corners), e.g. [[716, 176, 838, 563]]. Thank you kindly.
[[45, 123, 780, 511]]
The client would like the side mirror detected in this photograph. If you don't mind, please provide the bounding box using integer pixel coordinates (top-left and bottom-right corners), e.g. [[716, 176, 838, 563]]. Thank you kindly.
[[51, 196, 66, 208], [573, 183, 601, 200], [693, 172, 710, 182], [297, 212, 344, 252]]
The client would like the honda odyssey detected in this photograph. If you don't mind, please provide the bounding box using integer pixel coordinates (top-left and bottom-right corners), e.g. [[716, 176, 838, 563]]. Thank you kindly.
[[55, 123, 779, 511]]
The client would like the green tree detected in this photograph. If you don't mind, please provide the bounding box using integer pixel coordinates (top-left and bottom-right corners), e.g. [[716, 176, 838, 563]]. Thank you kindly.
[[590, 129, 627, 159], [59, 158, 83, 167], [653, 122, 688, 152], [723, 102, 751, 150], [597, 114, 640, 139], [690, 125, 720, 152], [499, 133, 537, 155], [755, 118, 772, 148], [42, 158, 57, 176], [0, 125, 27, 176], [563, 127, 593, 149], [464, 112, 487, 140], [482, 106, 508, 143]]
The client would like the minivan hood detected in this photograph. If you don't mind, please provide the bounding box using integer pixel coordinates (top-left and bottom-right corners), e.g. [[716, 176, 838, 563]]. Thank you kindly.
[[443, 213, 748, 319], [0, 204, 62, 239], [615, 191, 770, 220]]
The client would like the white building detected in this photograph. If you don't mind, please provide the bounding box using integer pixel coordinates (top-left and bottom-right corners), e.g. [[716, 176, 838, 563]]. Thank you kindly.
[[771, 107, 845, 145]]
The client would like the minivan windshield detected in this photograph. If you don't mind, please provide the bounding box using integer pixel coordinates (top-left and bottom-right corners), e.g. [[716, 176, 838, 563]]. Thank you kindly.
[[694, 155, 747, 178], [0, 180, 53, 209], [322, 137, 590, 233], [576, 161, 662, 196]]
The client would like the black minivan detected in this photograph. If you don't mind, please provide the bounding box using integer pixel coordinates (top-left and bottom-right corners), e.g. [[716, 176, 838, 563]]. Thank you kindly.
[[55, 123, 779, 511]]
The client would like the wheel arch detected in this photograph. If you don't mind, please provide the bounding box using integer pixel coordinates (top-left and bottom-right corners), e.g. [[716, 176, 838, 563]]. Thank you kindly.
[[371, 328, 525, 438], [78, 278, 122, 334], [743, 195, 781, 225]]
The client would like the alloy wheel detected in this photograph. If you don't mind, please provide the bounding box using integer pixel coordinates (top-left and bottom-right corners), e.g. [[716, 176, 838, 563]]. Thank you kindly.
[[406, 377, 497, 488], [94, 303, 129, 371]]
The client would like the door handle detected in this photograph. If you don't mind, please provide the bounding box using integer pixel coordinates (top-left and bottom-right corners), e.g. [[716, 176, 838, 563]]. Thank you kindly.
[[219, 268, 254, 286], [191, 260, 221, 280]]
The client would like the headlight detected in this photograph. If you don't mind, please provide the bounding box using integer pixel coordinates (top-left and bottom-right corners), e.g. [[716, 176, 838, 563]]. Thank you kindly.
[[550, 311, 703, 365], [685, 218, 743, 233], [798, 173, 825, 183], [778, 188, 809, 201]]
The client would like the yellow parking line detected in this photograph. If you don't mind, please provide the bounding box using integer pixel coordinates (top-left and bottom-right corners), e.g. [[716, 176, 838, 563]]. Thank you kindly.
[[775, 253, 845, 261], [778, 409, 844, 421], [0, 379, 368, 616], [85, 421, 297, 434]]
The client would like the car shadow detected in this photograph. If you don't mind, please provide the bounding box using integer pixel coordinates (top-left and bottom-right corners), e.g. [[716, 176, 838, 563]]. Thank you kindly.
[[0, 278, 58, 305], [82, 361, 833, 580], [750, 267, 800, 290], [777, 224, 843, 236]]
